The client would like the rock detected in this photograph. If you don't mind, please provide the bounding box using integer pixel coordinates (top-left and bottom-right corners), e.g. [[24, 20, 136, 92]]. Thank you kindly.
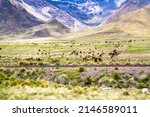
[[100, 85, 112, 91], [138, 74, 147, 80], [141, 88, 149, 93], [33, 28, 50, 37], [69, 80, 77, 86], [58, 77, 66, 84], [57, 74, 69, 85]]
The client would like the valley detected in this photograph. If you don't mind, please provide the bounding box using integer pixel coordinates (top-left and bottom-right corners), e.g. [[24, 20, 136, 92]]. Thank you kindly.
[[0, 37, 150, 66], [0, 0, 150, 100], [0, 36, 150, 100]]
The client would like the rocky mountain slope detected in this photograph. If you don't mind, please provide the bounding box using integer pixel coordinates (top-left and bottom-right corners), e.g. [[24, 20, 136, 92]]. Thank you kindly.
[[0, 0, 86, 35], [23, 19, 71, 38], [103, 3, 150, 37], [0, 0, 150, 39], [77, 3, 150, 39], [9, 0, 87, 30], [47, 0, 128, 25], [106, 0, 150, 23], [0, 0, 43, 33]]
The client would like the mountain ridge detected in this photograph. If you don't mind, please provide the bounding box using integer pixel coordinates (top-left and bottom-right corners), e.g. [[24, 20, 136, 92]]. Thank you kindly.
[[0, 0, 150, 39], [80, 3, 150, 39], [0, 0, 43, 33], [0, 0, 87, 34], [106, 0, 150, 23], [24, 19, 71, 38], [13, 0, 87, 30]]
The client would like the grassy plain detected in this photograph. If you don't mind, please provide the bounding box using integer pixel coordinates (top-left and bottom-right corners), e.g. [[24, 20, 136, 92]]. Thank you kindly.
[[0, 37, 150, 100], [0, 37, 150, 66]]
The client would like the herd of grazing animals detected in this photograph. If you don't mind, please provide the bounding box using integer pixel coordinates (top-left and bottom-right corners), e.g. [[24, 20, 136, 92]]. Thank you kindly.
[[34, 39, 143, 65], [34, 40, 122, 65], [0, 39, 146, 66]]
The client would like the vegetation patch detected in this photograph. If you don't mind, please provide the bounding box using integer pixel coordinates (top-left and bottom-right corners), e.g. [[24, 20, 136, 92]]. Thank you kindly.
[[0, 68, 149, 100]]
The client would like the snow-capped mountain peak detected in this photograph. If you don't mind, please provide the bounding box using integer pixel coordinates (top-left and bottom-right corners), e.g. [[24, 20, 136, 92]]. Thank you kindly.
[[1, 0, 150, 33], [46, 0, 129, 25], [9, 0, 87, 30], [10, 0, 52, 22]]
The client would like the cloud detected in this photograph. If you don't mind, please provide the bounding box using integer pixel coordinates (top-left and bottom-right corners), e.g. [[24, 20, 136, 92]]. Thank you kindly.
[[76, 0, 104, 24], [115, 0, 127, 7], [105, 0, 110, 2], [77, 0, 103, 15], [51, 0, 61, 1]]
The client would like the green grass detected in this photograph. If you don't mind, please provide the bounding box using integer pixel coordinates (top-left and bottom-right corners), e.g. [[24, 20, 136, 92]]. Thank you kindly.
[[0, 68, 149, 100], [0, 37, 150, 100], [0, 37, 150, 66]]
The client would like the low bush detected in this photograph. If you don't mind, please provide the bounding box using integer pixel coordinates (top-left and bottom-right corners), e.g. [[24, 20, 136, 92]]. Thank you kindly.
[[79, 67, 85, 73]]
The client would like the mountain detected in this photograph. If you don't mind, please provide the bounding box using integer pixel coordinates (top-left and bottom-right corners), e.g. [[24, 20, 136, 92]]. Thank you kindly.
[[10, 0, 86, 30], [103, 3, 150, 37], [46, 0, 128, 25], [76, 3, 150, 39], [0, 0, 43, 33], [1, 0, 150, 39], [106, 0, 150, 23], [22, 19, 71, 38], [46, 0, 150, 25], [0, 0, 86, 35]]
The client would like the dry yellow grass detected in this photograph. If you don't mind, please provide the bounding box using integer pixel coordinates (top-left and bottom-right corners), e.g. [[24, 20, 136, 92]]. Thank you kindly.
[[1, 85, 150, 100]]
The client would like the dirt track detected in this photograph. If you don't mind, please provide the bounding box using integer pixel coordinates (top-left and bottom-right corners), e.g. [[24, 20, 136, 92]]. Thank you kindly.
[[1, 65, 150, 72]]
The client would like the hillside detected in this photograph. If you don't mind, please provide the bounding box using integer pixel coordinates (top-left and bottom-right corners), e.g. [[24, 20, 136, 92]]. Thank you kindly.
[[0, 0, 43, 33], [22, 19, 71, 38], [9, 0, 86, 30], [0, 0, 85, 35], [74, 4, 150, 39], [101, 4, 150, 37], [0, 0, 150, 39], [106, 0, 150, 23]]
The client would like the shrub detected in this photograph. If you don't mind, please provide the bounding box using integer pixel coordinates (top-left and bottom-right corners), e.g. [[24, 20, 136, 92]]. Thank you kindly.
[[84, 76, 92, 86], [38, 62, 44, 66], [0, 73, 5, 80], [122, 91, 130, 96], [3, 69, 15, 77], [98, 76, 110, 87], [114, 67, 119, 70], [138, 82, 146, 88], [19, 62, 28, 66], [56, 74, 69, 85], [112, 72, 120, 80], [138, 74, 148, 81], [19, 68, 26, 73], [79, 67, 85, 73], [74, 86, 84, 94]]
